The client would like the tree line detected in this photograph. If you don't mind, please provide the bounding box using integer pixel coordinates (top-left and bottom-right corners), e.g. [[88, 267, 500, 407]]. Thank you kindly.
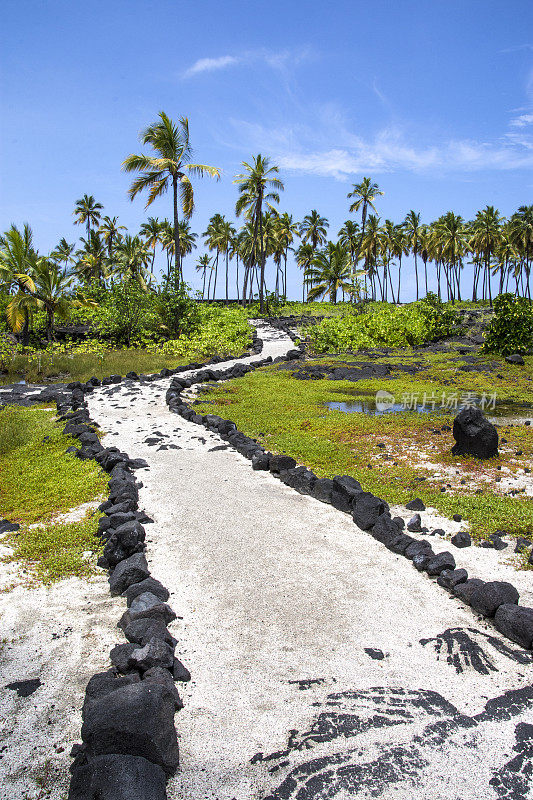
[[1, 111, 532, 340]]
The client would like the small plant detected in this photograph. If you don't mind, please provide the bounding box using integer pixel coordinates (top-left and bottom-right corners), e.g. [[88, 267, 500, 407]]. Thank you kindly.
[[483, 293, 533, 356]]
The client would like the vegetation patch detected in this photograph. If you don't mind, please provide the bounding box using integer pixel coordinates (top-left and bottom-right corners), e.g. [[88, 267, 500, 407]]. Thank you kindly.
[[193, 350, 533, 546], [0, 405, 106, 581]]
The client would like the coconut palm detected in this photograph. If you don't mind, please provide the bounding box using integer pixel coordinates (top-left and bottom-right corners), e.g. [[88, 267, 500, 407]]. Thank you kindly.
[[295, 242, 314, 302], [306, 242, 354, 304], [122, 112, 220, 287], [404, 211, 422, 300], [300, 210, 329, 251], [195, 253, 212, 299], [347, 177, 383, 291], [233, 154, 284, 312], [470, 206, 502, 304], [51, 237, 76, 269], [100, 215, 126, 261], [509, 205, 533, 300], [0, 224, 38, 342], [114, 235, 152, 288], [139, 216, 163, 278], [74, 195, 104, 238], [76, 231, 108, 285]]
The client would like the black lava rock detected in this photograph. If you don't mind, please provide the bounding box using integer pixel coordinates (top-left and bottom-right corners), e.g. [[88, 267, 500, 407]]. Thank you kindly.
[[310, 478, 334, 504], [437, 568, 469, 591], [69, 753, 167, 800], [122, 577, 169, 607], [451, 406, 498, 459], [425, 551, 456, 576], [451, 531, 472, 548], [352, 493, 388, 530], [505, 354, 525, 365], [80, 683, 179, 775], [269, 454, 297, 474], [494, 604, 533, 649], [406, 498, 426, 511], [406, 514, 422, 532], [469, 581, 519, 618]]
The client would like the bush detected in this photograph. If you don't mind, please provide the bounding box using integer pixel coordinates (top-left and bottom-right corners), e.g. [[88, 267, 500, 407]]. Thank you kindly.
[[483, 293, 533, 356], [416, 293, 460, 340], [157, 282, 201, 337], [154, 305, 252, 360], [96, 281, 156, 346], [309, 305, 429, 352]]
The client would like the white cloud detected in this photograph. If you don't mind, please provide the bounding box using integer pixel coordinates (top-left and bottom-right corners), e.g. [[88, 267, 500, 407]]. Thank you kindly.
[[509, 113, 533, 128], [230, 116, 533, 180], [182, 47, 313, 79], [183, 55, 240, 78]]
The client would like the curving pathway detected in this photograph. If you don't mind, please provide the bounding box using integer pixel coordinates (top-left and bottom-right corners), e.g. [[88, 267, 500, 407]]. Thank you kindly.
[[87, 321, 533, 800]]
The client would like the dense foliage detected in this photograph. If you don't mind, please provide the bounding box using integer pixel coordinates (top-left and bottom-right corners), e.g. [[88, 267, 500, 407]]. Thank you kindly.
[[308, 305, 431, 352], [483, 293, 533, 356]]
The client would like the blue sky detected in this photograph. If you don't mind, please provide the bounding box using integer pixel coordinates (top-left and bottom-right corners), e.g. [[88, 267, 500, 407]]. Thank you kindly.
[[1, 0, 532, 299]]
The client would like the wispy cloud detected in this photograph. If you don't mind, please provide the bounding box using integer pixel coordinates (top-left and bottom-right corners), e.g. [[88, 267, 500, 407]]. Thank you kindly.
[[182, 47, 313, 79], [230, 113, 533, 179], [183, 55, 240, 78], [509, 113, 533, 128], [500, 43, 533, 54]]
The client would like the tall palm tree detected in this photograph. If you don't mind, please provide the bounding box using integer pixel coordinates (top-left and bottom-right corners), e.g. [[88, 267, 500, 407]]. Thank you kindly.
[[300, 210, 329, 250], [51, 237, 76, 269], [273, 212, 298, 298], [139, 216, 163, 279], [100, 215, 126, 261], [347, 177, 383, 292], [404, 210, 422, 300], [195, 253, 211, 299], [295, 242, 315, 302], [122, 112, 220, 287], [76, 231, 108, 285], [470, 206, 502, 305], [74, 195, 103, 239], [203, 214, 224, 300], [233, 154, 284, 312], [306, 242, 354, 304], [510, 205, 533, 300], [114, 235, 151, 288], [433, 212, 468, 302]]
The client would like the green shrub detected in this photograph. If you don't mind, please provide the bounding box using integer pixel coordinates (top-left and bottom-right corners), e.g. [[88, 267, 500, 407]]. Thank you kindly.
[[309, 305, 429, 352], [483, 293, 533, 356], [96, 281, 156, 346], [157, 282, 201, 337], [416, 292, 460, 340]]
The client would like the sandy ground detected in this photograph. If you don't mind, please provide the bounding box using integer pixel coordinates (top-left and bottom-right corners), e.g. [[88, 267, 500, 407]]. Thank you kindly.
[[65, 318, 532, 800]]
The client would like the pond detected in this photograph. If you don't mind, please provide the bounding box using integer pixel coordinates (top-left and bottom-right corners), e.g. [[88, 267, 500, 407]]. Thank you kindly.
[[325, 394, 533, 424]]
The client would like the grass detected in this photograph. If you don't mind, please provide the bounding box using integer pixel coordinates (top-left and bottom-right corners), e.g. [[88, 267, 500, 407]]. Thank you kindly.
[[0, 405, 107, 582], [1, 349, 194, 385], [193, 347, 533, 546]]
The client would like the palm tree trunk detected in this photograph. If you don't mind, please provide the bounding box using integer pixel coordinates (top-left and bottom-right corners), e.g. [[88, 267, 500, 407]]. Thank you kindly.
[[414, 252, 419, 301], [225, 252, 229, 302], [172, 176, 182, 289], [258, 200, 265, 313], [212, 253, 219, 300], [202, 269, 206, 300], [236, 255, 239, 301]]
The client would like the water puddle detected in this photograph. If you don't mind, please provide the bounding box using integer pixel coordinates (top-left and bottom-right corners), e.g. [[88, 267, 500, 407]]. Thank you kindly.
[[325, 398, 533, 424]]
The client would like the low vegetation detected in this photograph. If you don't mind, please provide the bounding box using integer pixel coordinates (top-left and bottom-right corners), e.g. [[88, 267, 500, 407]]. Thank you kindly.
[[0, 406, 106, 582], [193, 348, 533, 545]]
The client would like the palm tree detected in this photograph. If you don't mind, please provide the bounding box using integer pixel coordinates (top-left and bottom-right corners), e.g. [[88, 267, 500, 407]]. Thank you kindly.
[[233, 154, 284, 312], [404, 211, 422, 300], [122, 112, 220, 287], [300, 210, 329, 250], [203, 214, 224, 300], [306, 242, 354, 303], [114, 235, 151, 288], [0, 224, 38, 343], [347, 177, 383, 293], [470, 206, 502, 304], [433, 212, 468, 302], [51, 237, 76, 269], [74, 195, 103, 239], [295, 243, 314, 302], [76, 231, 108, 285], [100, 215, 126, 261], [195, 253, 211, 299], [139, 216, 163, 278], [360, 214, 384, 300], [510, 205, 533, 300]]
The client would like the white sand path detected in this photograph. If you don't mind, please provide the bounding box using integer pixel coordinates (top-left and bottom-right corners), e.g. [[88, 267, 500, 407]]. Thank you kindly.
[[82, 321, 533, 800]]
